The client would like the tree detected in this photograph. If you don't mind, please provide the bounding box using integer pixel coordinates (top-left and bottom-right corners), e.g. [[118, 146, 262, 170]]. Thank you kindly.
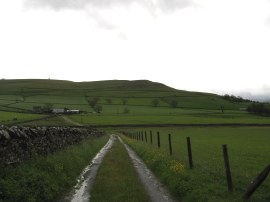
[[43, 103, 54, 113], [121, 98, 128, 105], [152, 99, 159, 107], [220, 106, 224, 113], [88, 97, 99, 108], [123, 107, 130, 114], [170, 100, 178, 108], [94, 105, 103, 113], [223, 94, 250, 103], [247, 103, 270, 115]]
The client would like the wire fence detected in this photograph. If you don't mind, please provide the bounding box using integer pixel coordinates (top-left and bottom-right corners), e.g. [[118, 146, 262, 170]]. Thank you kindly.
[[122, 128, 270, 200]]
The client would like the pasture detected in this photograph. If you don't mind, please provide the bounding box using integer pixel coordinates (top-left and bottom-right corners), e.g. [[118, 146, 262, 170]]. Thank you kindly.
[[0, 135, 109, 202], [69, 108, 270, 126], [0, 111, 46, 124], [1, 79, 268, 126], [0, 80, 269, 201], [122, 126, 270, 201]]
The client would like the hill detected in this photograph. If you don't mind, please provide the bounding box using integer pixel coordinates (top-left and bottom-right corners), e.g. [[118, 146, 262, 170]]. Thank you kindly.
[[0, 79, 249, 109], [0, 79, 265, 126]]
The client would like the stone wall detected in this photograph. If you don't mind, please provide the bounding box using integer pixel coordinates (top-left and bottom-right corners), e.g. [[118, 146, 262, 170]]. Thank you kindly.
[[0, 126, 104, 165]]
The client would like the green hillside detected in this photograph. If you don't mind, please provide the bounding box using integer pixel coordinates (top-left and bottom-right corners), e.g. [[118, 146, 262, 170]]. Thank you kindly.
[[0, 79, 266, 126]]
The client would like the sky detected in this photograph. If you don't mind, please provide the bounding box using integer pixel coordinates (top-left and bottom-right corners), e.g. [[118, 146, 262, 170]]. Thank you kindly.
[[1, 0, 270, 100]]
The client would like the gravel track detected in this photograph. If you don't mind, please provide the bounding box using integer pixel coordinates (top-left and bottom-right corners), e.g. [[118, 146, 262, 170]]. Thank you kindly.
[[119, 136, 177, 202], [64, 135, 177, 202], [62, 135, 116, 202]]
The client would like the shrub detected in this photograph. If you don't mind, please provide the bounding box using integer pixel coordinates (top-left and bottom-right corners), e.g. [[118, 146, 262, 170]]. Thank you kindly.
[[152, 99, 159, 107], [247, 103, 270, 116]]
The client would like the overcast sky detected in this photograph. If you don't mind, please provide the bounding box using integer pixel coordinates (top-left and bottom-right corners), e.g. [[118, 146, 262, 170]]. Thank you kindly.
[[1, 0, 270, 100]]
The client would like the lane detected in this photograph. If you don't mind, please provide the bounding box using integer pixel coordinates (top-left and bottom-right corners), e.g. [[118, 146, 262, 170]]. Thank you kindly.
[[63, 135, 116, 202], [119, 136, 177, 202], [64, 134, 176, 202], [90, 137, 150, 201], [61, 115, 83, 126]]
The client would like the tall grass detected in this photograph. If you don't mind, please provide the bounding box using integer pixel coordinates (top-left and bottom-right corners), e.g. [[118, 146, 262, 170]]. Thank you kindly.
[[122, 127, 270, 202], [0, 135, 109, 202], [91, 139, 150, 202]]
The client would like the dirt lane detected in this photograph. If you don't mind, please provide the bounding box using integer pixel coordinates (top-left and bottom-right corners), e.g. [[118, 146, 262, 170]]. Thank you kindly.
[[119, 136, 177, 202], [61, 115, 83, 126], [64, 135, 176, 202], [62, 135, 116, 202]]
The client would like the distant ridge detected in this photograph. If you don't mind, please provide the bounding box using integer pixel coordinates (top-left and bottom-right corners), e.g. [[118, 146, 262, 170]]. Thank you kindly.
[[0, 79, 255, 121], [0, 79, 179, 94]]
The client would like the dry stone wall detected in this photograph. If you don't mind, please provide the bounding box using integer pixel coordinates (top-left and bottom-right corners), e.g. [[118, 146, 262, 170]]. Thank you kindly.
[[0, 126, 104, 165]]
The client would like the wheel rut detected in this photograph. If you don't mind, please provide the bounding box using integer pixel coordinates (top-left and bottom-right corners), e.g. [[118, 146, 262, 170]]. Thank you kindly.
[[64, 134, 176, 202], [62, 135, 116, 202], [118, 136, 177, 202]]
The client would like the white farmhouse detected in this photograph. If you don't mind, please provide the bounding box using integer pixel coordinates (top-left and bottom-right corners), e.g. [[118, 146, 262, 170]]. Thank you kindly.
[[52, 108, 65, 114], [66, 109, 80, 114]]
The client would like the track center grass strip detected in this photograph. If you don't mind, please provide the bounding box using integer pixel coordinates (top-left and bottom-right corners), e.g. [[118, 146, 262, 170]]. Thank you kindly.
[[90, 136, 150, 202], [66, 135, 115, 202]]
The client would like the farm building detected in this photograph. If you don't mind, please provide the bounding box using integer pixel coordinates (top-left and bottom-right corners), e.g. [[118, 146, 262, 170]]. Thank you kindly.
[[52, 108, 80, 114], [52, 108, 65, 114], [66, 109, 80, 114]]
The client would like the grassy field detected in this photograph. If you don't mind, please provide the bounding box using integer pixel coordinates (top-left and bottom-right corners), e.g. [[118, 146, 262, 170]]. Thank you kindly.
[[1, 79, 265, 126], [91, 138, 149, 202], [0, 111, 46, 125], [1, 79, 269, 202], [69, 109, 270, 126], [0, 135, 109, 202], [121, 126, 270, 202]]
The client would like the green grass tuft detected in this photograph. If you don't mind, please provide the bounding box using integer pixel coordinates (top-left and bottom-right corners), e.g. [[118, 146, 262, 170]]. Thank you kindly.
[[121, 127, 270, 202], [91, 138, 150, 202], [0, 135, 109, 202]]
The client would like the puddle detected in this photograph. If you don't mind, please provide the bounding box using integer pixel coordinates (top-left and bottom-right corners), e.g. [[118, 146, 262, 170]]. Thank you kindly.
[[118, 136, 177, 202], [62, 135, 116, 202]]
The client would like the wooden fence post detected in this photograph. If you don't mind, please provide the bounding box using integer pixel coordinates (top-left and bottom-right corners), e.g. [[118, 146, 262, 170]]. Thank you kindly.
[[168, 134, 172, 155], [243, 164, 270, 199], [223, 144, 233, 192], [157, 131, 160, 148], [142, 131, 144, 142], [150, 130, 152, 144], [187, 137, 193, 169], [145, 131, 147, 142]]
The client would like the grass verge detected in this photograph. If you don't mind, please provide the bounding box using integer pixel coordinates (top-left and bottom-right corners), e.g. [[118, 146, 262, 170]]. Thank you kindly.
[[90, 138, 150, 202], [0, 135, 109, 202], [121, 127, 270, 202], [121, 136, 186, 201]]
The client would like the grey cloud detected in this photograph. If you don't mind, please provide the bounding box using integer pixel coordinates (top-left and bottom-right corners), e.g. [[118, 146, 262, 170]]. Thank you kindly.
[[24, 0, 194, 12], [24, 0, 89, 10], [267, 16, 270, 26], [157, 0, 193, 12], [87, 11, 118, 30], [24, 0, 194, 33], [240, 93, 270, 102], [227, 85, 270, 102], [24, 0, 136, 10]]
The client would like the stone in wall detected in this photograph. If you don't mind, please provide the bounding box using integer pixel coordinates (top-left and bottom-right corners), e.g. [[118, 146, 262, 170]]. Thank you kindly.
[[0, 126, 104, 165]]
